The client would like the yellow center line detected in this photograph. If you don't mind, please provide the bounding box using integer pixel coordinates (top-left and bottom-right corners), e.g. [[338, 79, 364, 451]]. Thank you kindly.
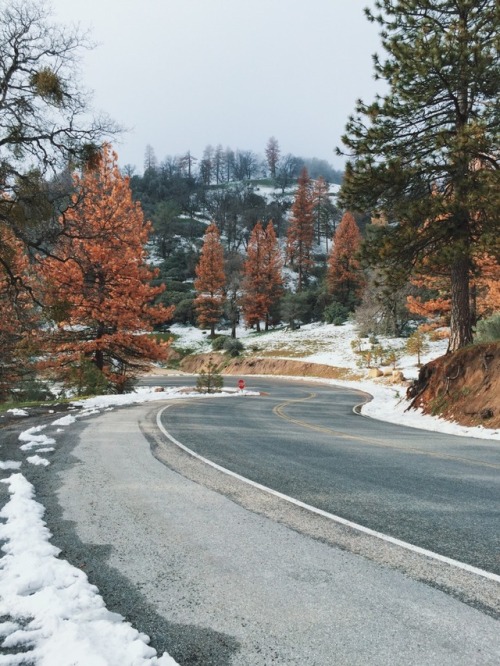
[[273, 393, 500, 470]]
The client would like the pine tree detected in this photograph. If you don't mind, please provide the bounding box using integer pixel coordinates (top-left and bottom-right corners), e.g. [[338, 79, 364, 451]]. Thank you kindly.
[[194, 223, 226, 336], [241, 221, 283, 332], [265, 137, 280, 179], [0, 224, 37, 400], [327, 212, 364, 309], [311, 176, 330, 246], [406, 330, 430, 368], [200, 145, 214, 186], [39, 145, 171, 393], [196, 359, 224, 394], [286, 168, 315, 291], [339, 0, 500, 351]]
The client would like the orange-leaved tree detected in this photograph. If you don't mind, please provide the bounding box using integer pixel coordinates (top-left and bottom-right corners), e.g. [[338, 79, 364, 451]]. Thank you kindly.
[[406, 273, 451, 330], [286, 168, 314, 291], [407, 251, 500, 332], [241, 221, 283, 332], [38, 145, 172, 394], [475, 253, 500, 317], [194, 222, 226, 336], [0, 223, 38, 400], [327, 211, 364, 309]]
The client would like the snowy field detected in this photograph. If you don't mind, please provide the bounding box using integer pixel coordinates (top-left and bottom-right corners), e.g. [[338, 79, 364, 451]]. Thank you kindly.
[[1, 321, 498, 664], [170, 320, 436, 376]]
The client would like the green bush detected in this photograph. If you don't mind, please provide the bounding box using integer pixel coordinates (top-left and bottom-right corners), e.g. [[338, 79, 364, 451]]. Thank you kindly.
[[323, 301, 350, 325], [173, 298, 196, 325], [12, 379, 56, 403], [211, 336, 244, 356], [475, 314, 500, 343], [223, 338, 244, 357], [67, 360, 112, 396], [196, 360, 224, 393], [211, 335, 230, 351]]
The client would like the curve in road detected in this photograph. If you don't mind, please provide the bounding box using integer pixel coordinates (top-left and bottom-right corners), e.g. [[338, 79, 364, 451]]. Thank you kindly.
[[157, 403, 500, 585], [153, 376, 500, 577]]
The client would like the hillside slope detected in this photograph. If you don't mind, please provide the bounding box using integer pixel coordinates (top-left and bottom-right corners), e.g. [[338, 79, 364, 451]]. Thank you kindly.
[[407, 342, 500, 429], [179, 353, 359, 381]]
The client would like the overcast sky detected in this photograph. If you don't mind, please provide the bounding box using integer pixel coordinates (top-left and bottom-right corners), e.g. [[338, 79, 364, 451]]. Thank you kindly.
[[49, 0, 383, 173]]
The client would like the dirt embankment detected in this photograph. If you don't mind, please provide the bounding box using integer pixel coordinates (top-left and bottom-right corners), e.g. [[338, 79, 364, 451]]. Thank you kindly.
[[407, 342, 500, 429], [179, 353, 360, 381]]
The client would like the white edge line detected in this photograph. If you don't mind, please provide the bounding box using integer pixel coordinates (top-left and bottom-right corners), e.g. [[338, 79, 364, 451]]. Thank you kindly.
[[156, 405, 500, 584]]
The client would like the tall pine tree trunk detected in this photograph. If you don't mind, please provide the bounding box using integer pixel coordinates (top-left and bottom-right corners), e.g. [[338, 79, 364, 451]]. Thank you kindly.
[[94, 349, 104, 372], [94, 323, 105, 371], [448, 255, 473, 352]]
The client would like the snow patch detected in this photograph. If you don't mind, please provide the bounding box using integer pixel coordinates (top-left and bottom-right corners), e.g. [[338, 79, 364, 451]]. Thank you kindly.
[[0, 474, 178, 665], [0, 461, 22, 471], [51, 414, 77, 426], [26, 455, 50, 467]]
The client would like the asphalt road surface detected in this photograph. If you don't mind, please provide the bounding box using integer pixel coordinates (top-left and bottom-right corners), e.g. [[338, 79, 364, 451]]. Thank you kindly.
[[150, 376, 500, 577], [3, 376, 498, 665]]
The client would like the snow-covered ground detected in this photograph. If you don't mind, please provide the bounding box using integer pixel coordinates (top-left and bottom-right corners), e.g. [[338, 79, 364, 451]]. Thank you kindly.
[[1, 321, 498, 664]]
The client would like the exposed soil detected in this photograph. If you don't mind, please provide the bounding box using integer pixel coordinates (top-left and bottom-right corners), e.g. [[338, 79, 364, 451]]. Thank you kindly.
[[407, 342, 500, 429], [179, 353, 361, 381]]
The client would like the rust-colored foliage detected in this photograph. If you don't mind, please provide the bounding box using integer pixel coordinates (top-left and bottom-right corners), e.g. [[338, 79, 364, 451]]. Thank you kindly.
[[327, 211, 364, 307], [39, 144, 172, 393], [475, 253, 500, 316], [194, 222, 226, 336], [241, 221, 283, 332], [407, 274, 451, 328], [0, 224, 37, 399], [286, 168, 315, 291], [407, 252, 500, 331]]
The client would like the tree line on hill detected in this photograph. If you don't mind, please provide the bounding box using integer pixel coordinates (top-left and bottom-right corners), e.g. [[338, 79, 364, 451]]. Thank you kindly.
[[128, 138, 344, 256], [174, 166, 499, 349], [190, 177, 367, 341], [139, 139, 343, 187]]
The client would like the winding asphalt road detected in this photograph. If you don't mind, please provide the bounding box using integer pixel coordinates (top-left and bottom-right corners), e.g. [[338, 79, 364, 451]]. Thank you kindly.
[[11, 375, 498, 664], [150, 375, 500, 576]]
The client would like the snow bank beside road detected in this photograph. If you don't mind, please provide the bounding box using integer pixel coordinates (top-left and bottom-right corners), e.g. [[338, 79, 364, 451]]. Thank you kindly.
[[0, 474, 178, 666]]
